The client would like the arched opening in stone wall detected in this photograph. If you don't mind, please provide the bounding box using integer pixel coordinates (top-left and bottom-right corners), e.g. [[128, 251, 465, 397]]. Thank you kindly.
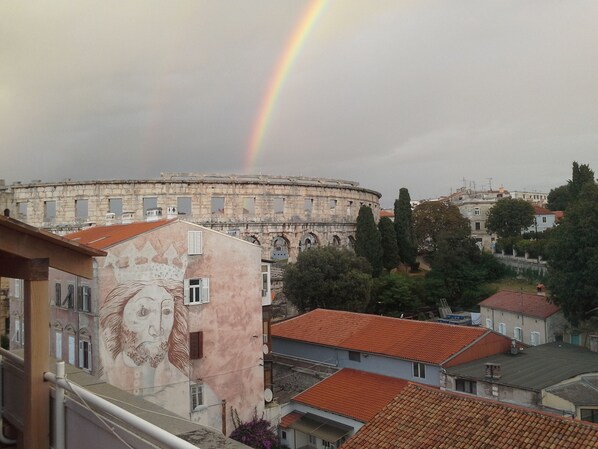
[[347, 236, 356, 251], [271, 236, 290, 261], [299, 233, 319, 253], [331, 235, 341, 247], [245, 235, 261, 246]]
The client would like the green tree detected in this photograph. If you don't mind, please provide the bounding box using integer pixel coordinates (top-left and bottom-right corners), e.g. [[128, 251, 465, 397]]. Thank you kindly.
[[547, 183, 598, 326], [283, 246, 372, 313], [355, 205, 383, 276], [547, 185, 571, 211], [547, 161, 595, 211], [378, 216, 400, 271], [486, 198, 535, 238], [412, 200, 470, 257], [369, 273, 423, 317], [394, 188, 417, 268]]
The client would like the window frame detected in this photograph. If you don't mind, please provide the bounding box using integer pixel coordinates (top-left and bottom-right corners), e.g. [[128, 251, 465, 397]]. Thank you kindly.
[[348, 351, 361, 363], [79, 339, 92, 371], [498, 322, 506, 335], [185, 278, 210, 305], [188, 231, 203, 255], [531, 331, 540, 346], [514, 327, 522, 341], [413, 362, 426, 379], [455, 378, 477, 395], [190, 383, 204, 411], [189, 331, 204, 360]]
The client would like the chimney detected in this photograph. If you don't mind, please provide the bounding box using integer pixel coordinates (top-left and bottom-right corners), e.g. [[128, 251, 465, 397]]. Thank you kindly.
[[485, 362, 501, 379]]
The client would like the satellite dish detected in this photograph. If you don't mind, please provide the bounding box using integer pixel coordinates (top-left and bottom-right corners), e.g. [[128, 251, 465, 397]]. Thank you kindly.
[[264, 388, 273, 403], [263, 344, 270, 355]]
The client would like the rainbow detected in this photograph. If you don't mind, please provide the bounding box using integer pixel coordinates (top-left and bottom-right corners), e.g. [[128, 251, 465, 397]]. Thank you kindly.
[[244, 0, 328, 172]]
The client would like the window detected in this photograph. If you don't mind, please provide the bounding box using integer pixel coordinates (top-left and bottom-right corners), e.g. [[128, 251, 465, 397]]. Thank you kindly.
[[55, 331, 62, 359], [475, 222, 481, 231], [347, 200, 353, 216], [474, 207, 480, 216], [243, 197, 255, 215], [79, 285, 91, 312], [542, 216, 547, 223], [75, 199, 88, 220], [44, 200, 56, 222], [304, 198, 313, 213], [531, 331, 540, 346], [485, 318, 493, 330], [14, 279, 22, 299], [188, 231, 203, 255], [55, 283, 62, 306], [79, 340, 92, 370], [281, 431, 287, 440], [109, 198, 123, 215], [211, 197, 224, 215], [581, 409, 598, 423], [323, 441, 335, 449], [13, 318, 21, 344], [329, 199, 337, 212], [348, 351, 361, 362], [498, 323, 506, 335], [413, 362, 426, 379], [263, 320, 270, 344], [261, 264, 270, 298], [514, 327, 522, 341], [309, 435, 316, 445], [17, 202, 27, 219], [64, 284, 75, 309], [189, 331, 203, 360], [185, 278, 210, 304], [190, 384, 204, 410], [456, 379, 477, 394], [68, 335, 75, 365], [143, 197, 158, 215], [273, 197, 284, 214], [177, 197, 192, 216]]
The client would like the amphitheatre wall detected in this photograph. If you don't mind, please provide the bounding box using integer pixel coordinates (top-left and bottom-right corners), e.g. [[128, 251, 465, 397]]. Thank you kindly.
[[0, 173, 381, 261]]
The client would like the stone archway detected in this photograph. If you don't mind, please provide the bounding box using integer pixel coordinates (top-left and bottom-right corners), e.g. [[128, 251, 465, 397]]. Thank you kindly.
[[271, 236, 290, 261], [331, 235, 341, 247], [245, 235, 260, 246], [299, 233, 319, 253], [347, 235, 356, 251]]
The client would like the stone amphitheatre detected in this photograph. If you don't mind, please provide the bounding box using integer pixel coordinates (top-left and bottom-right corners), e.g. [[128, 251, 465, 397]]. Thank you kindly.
[[0, 173, 381, 261]]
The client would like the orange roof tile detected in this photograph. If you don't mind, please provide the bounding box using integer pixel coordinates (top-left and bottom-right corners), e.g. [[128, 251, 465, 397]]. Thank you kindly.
[[533, 205, 554, 215], [479, 290, 561, 319], [280, 411, 303, 428], [65, 220, 175, 249], [343, 384, 598, 449], [379, 210, 394, 218], [272, 309, 490, 365], [293, 369, 410, 422]]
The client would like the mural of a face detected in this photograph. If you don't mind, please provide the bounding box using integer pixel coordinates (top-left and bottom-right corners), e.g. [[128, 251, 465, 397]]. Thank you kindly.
[[121, 285, 175, 368]]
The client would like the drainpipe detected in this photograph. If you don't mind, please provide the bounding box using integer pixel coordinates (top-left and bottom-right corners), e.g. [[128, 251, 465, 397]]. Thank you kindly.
[[55, 361, 66, 449]]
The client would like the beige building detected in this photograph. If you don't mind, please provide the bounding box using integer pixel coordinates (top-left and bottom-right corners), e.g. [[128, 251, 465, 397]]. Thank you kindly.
[[479, 290, 566, 346]]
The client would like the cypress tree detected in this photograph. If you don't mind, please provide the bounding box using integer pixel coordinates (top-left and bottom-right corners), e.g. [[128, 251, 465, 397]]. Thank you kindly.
[[355, 205, 383, 276], [394, 188, 417, 268], [378, 216, 400, 271]]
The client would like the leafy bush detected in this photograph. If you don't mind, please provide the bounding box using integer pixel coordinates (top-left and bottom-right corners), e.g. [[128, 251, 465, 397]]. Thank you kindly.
[[230, 409, 287, 449]]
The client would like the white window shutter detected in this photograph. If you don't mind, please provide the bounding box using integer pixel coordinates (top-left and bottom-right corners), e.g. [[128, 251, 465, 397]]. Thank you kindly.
[[188, 231, 203, 255], [69, 335, 75, 365], [184, 279, 190, 304], [202, 278, 210, 303]]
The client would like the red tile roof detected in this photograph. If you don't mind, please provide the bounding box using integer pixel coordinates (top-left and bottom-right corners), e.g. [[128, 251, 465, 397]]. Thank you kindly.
[[343, 384, 598, 449], [533, 205, 554, 215], [293, 369, 410, 423], [380, 210, 394, 218], [479, 290, 561, 319], [280, 411, 303, 428], [272, 309, 490, 365], [65, 220, 174, 249]]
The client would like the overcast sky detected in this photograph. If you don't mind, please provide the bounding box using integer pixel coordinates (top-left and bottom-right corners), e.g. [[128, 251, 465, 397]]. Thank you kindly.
[[2, 1, 598, 208]]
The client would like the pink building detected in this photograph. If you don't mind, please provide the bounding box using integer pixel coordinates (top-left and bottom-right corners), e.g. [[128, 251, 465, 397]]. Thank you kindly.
[[15, 219, 267, 433]]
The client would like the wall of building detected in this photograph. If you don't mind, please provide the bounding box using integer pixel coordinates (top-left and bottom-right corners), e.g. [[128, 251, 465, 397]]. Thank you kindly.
[[0, 174, 381, 262], [480, 306, 565, 346], [445, 374, 539, 407], [95, 221, 265, 432], [272, 338, 440, 386]]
